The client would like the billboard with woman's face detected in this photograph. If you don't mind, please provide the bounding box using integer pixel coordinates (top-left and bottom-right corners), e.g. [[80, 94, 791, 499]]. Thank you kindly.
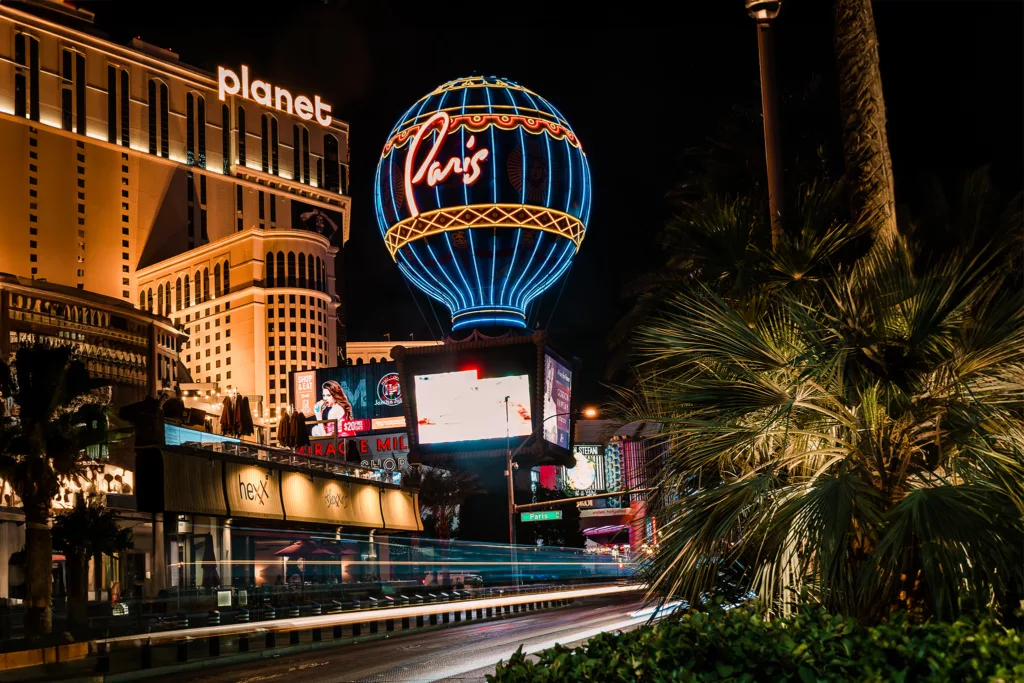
[[291, 362, 405, 439]]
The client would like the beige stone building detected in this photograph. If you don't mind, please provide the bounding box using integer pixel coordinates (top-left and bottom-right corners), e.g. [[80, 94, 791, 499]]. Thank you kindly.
[[0, 0, 350, 418]]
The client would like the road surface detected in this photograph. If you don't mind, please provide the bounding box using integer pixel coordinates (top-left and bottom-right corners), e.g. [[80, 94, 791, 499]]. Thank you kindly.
[[149, 594, 648, 683]]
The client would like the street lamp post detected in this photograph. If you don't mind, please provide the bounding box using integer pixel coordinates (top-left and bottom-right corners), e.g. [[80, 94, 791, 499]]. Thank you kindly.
[[746, 0, 784, 248]]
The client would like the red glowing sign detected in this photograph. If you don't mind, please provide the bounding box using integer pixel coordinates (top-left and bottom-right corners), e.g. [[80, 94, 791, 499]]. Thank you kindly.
[[404, 111, 490, 217]]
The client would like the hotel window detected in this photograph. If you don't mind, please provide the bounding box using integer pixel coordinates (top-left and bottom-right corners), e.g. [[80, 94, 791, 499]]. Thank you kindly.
[[121, 70, 130, 147], [324, 134, 340, 192], [271, 117, 279, 175], [258, 190, 265, 228], [269, 195, 276, 226], [302, 127, 311, 183], [194, 270, 201, 304], [176, 278, 182, 310], [186, 172, 195, 245], [184, 274, 191, 307], [76, 52, 86, 135], [203, 268, 210, 303], [316, 158, 323, 189], [147, 80, 157, 154], [236, 185, 244, 231], [223, 260, 230, 294], [197, 95, 206, 168], [287, 252, 296, 287], [214, 263, 221, 297], [276, 252, 285, 287], [266, 252, 275, 286], [307, 254, 315, 290], [61, 49, 74, 131], [186, 93, 195, 165], [222, 104, 231, 173], [14, 34, 40, 121], [237, 106, 246, 166], [298, 252, 307, 288], [261, 115, 270, 173], [160, 82, 169, 158], [108, 66, 118, 142], [200, 176, 208, 241], [292, 125, 300, 182]]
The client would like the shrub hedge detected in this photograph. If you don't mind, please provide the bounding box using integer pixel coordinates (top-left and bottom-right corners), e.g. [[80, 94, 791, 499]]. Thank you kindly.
[[488, 603, 1023, 682]]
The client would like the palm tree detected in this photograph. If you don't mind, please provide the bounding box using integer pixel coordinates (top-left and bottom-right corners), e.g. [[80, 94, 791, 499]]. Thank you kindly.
[[0, 343, 107, 640], [52, 500, 133, 636], [403, 466, 482, 541], [834, 0, 899, 245], [619, 234, 1024, 621]]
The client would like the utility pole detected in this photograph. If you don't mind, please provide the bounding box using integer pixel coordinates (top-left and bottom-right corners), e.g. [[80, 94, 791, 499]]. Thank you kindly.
[[746, 0, 784, 248]]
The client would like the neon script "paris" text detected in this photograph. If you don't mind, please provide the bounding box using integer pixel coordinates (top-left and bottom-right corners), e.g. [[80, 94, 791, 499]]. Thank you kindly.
[[404, 111, 489, 217]]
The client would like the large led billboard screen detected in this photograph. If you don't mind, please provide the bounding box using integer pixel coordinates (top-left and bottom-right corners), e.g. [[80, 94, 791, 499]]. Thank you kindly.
[[542, 352, 572, 449], [414, 370, 532, 444]]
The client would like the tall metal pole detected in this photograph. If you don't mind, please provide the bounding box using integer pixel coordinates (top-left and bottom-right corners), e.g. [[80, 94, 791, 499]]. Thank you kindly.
[[505, 396, 518, 585], [747, 0, 784, 248]]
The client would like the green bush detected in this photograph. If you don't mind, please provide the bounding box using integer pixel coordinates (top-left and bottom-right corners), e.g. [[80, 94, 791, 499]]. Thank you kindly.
[[488, 603, 1024, 682]]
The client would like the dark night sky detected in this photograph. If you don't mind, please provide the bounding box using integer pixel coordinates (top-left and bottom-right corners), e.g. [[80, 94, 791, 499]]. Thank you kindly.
[[86, 1, 1022, 404]]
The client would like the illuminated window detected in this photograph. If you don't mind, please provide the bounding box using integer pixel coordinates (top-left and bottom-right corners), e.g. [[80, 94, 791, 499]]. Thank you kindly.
[[197, 95, 206, 168]]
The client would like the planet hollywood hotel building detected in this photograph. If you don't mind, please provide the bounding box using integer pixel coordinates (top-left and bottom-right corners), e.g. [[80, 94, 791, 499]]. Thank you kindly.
[[0, 1, 384, 602], [0, 0, 350, 443]]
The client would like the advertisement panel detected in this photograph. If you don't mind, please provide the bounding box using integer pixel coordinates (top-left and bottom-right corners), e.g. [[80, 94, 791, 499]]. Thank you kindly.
[[292, 363, 406, 440], [280, 472, 385, 527], [414, 370, 532, 444], [542, 352, 572, 449], [564, 444, 605, 494], [224, 463, 284, 520], [290, 199, 344, 247]]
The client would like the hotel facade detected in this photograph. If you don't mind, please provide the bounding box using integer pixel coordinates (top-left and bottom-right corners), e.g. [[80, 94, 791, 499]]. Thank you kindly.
[[0, 0, 351, 432]]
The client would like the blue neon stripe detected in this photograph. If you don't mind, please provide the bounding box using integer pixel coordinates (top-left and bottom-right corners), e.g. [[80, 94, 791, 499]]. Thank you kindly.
[[405, 243, 459, 312], [507, 229, 543, 307], [424, 240, 467, 311], [518, 89, 553, 207], [500, 85, 527, 305], [398, 254, 456, 312], [453, 316, 526, 331], [581, 152, 593, 224], [484, 85, 498, 306], [490, 230, 497, 306], [461, 88, 485, 305], [500, 228, 522, 305], [519, 240, 575, 309], [514, 238, 559, 310]]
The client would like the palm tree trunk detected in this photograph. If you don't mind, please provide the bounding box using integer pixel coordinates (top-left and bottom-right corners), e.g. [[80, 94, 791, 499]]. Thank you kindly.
[[23, 505, 53, 641], [66, 551, 89, 636], [834, 0, 898, 245]]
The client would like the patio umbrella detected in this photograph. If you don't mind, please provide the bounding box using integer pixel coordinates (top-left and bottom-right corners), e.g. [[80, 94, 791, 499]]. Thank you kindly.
[[274, 540, 319, 557]]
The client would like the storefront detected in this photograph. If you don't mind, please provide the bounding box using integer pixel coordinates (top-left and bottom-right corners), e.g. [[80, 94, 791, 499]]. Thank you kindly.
[[134, 446, 423, 597]]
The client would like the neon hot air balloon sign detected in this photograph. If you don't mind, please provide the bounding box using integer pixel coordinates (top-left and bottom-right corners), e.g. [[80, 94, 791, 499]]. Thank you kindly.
[[376, 76, 592, 331]]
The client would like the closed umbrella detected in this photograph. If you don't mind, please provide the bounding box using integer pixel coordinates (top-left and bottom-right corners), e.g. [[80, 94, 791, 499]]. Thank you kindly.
[[291, 410, 309, 448], [239, 396, 254, 436], [220, 396, 234, 435]]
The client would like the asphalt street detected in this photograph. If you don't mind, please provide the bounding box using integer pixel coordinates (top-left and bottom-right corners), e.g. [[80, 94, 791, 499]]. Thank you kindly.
[[148, 594, 648, 683]]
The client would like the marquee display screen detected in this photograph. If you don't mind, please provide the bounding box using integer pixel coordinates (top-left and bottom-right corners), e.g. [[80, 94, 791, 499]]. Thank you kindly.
[[414, 370, 532, 444], [542, 352, 572, 449]]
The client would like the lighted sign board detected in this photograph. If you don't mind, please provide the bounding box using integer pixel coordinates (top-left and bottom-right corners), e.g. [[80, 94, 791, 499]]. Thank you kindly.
[[414, 370, 532, 444], [564, 444, 605, 494], [542, 353, 572, 449], [375, 76, 592, 330], [292, 363, 404, 428], [521, 510, 562, 522], [218, 65, 332, 126]]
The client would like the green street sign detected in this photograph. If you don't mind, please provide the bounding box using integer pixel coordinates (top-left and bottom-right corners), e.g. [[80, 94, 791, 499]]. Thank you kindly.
[[520, 510, 563, 522]]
